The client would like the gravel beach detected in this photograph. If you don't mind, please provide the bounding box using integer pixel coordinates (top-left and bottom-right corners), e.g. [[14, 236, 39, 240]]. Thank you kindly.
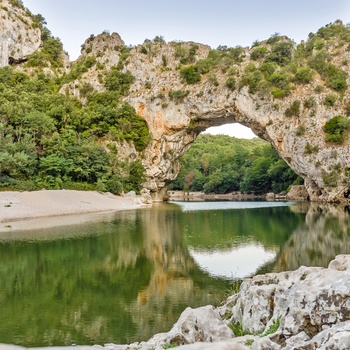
[[0, 190, 146, 224]]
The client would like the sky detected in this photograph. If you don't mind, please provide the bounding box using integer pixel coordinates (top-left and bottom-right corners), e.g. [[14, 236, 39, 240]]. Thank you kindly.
[[21, 0, 350, 138]]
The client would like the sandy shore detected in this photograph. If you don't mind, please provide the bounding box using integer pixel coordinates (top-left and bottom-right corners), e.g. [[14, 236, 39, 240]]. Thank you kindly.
[[0, 190, 146, 225]]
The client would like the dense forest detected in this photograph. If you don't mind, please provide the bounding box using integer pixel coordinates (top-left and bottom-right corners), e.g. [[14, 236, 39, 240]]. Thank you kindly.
[[169, 134, 302, 194], [0, 3, 150, 193]]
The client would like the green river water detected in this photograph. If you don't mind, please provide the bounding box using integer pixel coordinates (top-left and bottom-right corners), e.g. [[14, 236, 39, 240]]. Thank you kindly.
[[1, 201, 350, 347]]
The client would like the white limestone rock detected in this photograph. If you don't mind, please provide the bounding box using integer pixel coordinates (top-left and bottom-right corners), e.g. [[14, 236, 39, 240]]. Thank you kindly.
[[0, 0, 41, 67], [175, 341, 249, 349], [166, 305, 234, 345], [220, 255, 350, 349]]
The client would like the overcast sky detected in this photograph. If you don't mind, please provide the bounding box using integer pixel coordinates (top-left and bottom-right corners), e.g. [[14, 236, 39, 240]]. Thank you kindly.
[[21, 0, 350, 138]]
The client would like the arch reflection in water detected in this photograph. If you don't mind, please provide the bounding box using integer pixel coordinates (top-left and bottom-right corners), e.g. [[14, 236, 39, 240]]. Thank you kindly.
[[1, 201, 350, 347], [190, 244, 276, 279]]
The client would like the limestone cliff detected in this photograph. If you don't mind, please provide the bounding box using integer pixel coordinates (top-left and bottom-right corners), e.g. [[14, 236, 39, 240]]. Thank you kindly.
[[62, 22, 350, 202], [0, 0, 41, 67]]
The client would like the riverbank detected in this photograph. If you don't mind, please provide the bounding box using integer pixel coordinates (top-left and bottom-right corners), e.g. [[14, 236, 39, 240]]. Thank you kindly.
[[0, 190, 147, 224]]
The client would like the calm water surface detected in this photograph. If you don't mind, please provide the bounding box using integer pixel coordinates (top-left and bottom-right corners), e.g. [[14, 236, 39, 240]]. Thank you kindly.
[[1, 201, 350, 346]]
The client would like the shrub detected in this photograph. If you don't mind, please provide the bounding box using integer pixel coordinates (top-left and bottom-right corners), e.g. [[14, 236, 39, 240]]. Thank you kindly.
[[207, 73, 219, 86], [346, 102, 350, 117], [324, 94, 337, 107], [225, 77, 236, 91], [327, 65, 347, 92], [153, 35, 165, 43], [250, 46, 268, 60], [285, 100, 301, 117], [269, 71, 291, 97], [322, 169, 339, 187], [314, 85, 324, 93], [304, 96, 316, 109], [140, 46, 148, 55], [264, 41, 293, 66], [295, 66, 313, 84], [247, 71, 264, 93], [168, 89, 190, 104], [174, 43, 198, 64], [304, 142, 319, 154], [323, 115, 350, 144], [308, 52, 348, 92], [195, 58, 215, 74], [259, 62, 278, 78], [296, 125, 306, 136], [180, 66, 201, 84], [104, 69, 134, 94]]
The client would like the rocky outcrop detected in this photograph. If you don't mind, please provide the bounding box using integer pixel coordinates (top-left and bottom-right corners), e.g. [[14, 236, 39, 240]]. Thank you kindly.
[[97, 254, 350, 349], [61, 22, 350, 202], [0, 0, 41, 67], [286, 185, 309, 201]]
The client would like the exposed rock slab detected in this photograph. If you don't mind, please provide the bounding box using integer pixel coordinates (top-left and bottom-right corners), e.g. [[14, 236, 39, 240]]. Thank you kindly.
[[286, 185, 309, 201], [220, 254, 350, 349], [0, 0, 41, 67]]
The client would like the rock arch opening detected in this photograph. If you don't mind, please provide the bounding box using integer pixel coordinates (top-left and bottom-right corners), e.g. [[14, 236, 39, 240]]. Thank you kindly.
[[166, 121, 301, 200]]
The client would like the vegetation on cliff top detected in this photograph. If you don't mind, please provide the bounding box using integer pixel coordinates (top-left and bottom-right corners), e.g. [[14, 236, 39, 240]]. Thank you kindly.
[[177, 21, 349, 100]]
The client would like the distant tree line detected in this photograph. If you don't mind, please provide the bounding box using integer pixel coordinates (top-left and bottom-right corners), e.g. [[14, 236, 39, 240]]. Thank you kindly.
[[169, 134, 302, 194]]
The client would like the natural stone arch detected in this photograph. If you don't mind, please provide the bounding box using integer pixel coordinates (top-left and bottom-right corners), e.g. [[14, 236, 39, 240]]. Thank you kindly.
[[59, 24, 350, 203], [128, 86, 346, 203], [117, 32, 349, 203]]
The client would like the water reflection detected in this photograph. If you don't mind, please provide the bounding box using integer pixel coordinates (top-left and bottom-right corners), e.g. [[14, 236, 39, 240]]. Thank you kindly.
[[190, 244, 276, 279], [0, 202, 350, 347]]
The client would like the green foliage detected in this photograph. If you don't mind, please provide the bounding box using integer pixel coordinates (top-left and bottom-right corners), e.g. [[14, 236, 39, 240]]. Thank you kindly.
[[240, 64, 267, 94], [269, 71, 291, 98], [153, 35, 165, 43], [322, 169, 339, 187], [260, 317, 281, 337], [62, 56, 97, 83], [304, 96, 316, 109], [264, 41, 293, 66], [180, 65, 201, 84], [294, 66, 313, 84], [296, 125, 306, 136], [168, 89, 190, 104], [173, 43, 198, 64], [304, 142, 319, 154], [0, 64, 149, 193], [170, 134, 299, 194], [225, 76, 236, 91], [308, 51, 348, 92], [324, 94, 337, 107], [194, 46, 244, 76], [250, 46, 268, 60], [284, 100, 301, 117], [140, 46, 148, 55], [104, 68, 135, 94], [229, 322, 250, 337], [24, 12, 64, 68], [323, 115, 350, 144]]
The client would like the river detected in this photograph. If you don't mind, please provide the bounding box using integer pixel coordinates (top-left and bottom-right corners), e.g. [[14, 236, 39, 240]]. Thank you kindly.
[[0, 200, 350, 347]]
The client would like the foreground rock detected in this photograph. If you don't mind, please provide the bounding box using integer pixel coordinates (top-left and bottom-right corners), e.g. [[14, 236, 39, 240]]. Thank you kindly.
[[100, 254, 350, 350]]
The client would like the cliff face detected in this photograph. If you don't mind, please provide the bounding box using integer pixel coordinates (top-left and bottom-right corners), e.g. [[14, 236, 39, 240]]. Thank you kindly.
[[68, 25, 350, 202], [0, 0, 41, 67], [2, 2, 350, 202]]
